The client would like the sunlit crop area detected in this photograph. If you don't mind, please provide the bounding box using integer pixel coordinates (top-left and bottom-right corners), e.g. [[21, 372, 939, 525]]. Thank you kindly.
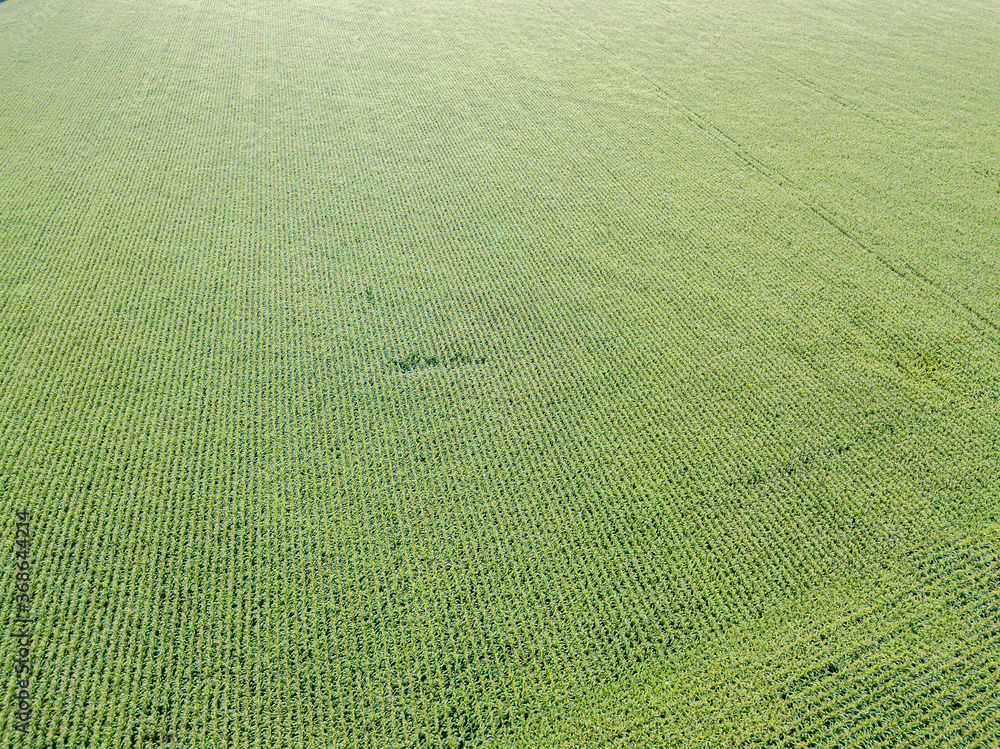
[[1, 0, 998, 746]]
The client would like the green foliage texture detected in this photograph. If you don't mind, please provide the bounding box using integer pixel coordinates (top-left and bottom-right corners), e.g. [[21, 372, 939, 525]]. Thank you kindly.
[[1, 0, 999, 746]]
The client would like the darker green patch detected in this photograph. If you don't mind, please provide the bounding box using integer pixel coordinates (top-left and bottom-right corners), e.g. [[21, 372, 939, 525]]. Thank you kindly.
[[914, 350, 943, 377], [780, 436, 853, 478], [972, 164, 998, 183], [729, 434, 856, 489], [728, 409, 908, 491], [391, 351, 488, 372], [887, 344, 961, 391]]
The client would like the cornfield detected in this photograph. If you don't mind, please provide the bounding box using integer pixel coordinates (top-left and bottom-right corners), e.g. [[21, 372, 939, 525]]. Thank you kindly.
[[1, 0, 998, 746]]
